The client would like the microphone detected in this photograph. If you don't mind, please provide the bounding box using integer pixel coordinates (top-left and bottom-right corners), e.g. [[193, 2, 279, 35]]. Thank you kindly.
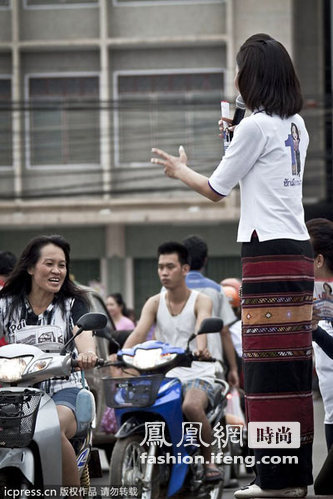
[[229, 95, 246, 140]]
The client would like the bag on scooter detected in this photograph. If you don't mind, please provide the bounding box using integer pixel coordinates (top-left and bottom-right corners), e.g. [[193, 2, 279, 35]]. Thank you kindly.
[[100, 406, 118, 434], [226, 387, 245, 425]]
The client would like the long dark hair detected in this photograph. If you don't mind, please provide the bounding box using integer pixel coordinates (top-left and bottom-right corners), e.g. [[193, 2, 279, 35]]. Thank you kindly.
[[236, 33, 303, 118], [108, 292, 130, 318], [0, 234, 88, 315]]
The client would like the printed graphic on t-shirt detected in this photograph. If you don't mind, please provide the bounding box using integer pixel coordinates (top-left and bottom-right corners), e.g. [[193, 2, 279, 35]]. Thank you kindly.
[[313, 281, 333, 321], [284, 122, 301, 176], [14, 324, 64, 352]]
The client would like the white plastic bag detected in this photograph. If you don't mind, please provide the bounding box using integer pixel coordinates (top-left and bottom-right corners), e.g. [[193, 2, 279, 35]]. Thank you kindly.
[[226, 387, 245, 425]]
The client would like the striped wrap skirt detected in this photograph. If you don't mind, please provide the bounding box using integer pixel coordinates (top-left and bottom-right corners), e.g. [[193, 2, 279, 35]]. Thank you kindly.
[[241, 236, 314, 489]]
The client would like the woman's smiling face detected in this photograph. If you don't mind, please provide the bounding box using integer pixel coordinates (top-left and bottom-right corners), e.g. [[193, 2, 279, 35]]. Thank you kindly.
[[29, 243, 67, 295]]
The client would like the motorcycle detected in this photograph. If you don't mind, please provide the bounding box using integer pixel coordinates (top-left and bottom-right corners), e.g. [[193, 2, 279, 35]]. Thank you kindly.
[[0, 312, 107, 495], [104, 317, 243, 499]]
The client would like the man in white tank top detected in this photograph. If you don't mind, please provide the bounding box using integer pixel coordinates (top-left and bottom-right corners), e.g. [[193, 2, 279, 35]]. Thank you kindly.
[[124, 241, 222, 482]]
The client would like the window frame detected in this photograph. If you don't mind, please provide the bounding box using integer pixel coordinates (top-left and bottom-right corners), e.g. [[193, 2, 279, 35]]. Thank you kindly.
[[23, 0, 98, 9], [112, 0, 224, 6], [0, 75, 13, 171], [0, 0, 10, 10], [113, 67, 225, 168], [25, 71, 101, 171]]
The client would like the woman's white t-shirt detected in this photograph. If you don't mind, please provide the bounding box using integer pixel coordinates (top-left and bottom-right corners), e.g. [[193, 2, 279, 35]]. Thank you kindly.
[[208, 111, 310, 242]]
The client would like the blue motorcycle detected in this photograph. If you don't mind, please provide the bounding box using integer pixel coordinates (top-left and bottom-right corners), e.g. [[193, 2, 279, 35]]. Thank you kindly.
[[103, 318, 239, 499]]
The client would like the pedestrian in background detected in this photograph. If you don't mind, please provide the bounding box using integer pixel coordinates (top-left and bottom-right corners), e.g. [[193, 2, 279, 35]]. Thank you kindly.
[[0, 250, 16, 288], [182, 235, 239, 386], [306, 218, 333, 496], [0, 250, 17, 346], [151, 33, 313, 498], [101, 292, 135, 435], [307, 218, 333, 451], [106, 292, 135, 331]]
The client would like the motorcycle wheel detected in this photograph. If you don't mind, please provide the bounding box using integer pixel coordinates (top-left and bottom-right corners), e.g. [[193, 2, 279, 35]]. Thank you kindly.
[[109, 435, 160, 499]]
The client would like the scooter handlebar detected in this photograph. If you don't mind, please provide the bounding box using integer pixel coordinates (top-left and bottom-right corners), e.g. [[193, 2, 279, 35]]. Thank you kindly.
[[191, 354, 217, 363], [71, 358, 106, 369], [98, 359, 125, 368]]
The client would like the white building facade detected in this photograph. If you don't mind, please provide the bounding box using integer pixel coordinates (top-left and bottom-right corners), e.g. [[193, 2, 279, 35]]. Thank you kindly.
[[0, 0, 327, 314]]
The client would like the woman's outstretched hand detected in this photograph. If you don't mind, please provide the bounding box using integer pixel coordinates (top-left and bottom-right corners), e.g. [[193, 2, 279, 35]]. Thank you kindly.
[[151, 144, 222, 201], [151, 145, 188, 179]]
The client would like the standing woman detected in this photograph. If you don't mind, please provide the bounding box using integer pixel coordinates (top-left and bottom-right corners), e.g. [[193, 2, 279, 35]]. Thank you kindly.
[[0, 235, 97, 489], [306, 218, 333, 495], [106, 292, 135, 331], [151, 34, 313, 498]]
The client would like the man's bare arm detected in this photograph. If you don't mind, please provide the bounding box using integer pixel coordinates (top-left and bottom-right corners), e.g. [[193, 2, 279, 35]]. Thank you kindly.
[[222, 326, 239, 387], [123, 295, 159, 348], [194, 293, 213, 352]]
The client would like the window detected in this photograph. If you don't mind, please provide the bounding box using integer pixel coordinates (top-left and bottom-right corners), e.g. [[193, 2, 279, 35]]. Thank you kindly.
[[0, 78, 12, 168], [26, 74, 100, 168], [71, 259, 100, 285], [114, 69, 224, 167], [113, 0, 223, 5], [25, 0, 97, 7], [206, 257, 242, 284], [134, 258, 160, 318]]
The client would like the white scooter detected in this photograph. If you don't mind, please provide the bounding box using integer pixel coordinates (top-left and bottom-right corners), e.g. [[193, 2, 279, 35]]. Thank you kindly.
[[0, 312, 106, 495]]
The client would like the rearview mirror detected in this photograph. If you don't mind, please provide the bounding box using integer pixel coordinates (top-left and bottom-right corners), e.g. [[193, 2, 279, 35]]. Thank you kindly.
[[186, 317, 223, 346], [76, 312, 107, 331], [60, 312, 108, 355], [197, 317, 223, 335], [94, 326, 113, 341]]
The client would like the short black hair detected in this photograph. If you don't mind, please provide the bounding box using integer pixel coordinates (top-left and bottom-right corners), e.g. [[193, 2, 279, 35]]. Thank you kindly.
[[0, 251, 17, 276], [182, 235, 207, 270], [157, 241, 190, 266], [236, 33, 303, 118], [306, 218, 333, 273]]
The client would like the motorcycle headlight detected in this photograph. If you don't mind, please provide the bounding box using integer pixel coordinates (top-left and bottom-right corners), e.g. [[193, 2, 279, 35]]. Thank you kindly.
[[0, 356, 33, 382], [123, 348, 177, 370], [27, 357, 52, 374]]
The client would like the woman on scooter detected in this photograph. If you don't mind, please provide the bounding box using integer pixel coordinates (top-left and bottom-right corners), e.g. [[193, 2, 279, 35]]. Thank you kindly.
[[0, 234, 97, 490]]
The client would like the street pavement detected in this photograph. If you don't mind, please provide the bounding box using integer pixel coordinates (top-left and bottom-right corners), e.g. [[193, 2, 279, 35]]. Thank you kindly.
[[93, 396, 332, 498]]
